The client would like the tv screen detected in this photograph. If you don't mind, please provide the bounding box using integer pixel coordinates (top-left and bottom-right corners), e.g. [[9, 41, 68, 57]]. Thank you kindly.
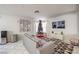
[[52, 20, 65, 29]]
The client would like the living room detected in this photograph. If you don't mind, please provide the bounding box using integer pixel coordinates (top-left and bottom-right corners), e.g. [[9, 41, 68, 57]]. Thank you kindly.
[[0, 4, 79, 54]]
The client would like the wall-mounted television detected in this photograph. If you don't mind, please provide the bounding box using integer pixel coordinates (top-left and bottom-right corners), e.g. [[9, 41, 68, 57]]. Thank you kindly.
[[52, 20, 65, 29]]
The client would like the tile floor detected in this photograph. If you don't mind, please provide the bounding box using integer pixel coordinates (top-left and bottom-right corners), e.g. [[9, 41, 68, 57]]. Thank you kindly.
[[0, 40, 29, 54]]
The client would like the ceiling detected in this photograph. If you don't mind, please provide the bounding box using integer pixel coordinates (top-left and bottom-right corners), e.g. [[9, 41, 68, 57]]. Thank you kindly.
[[0, 4, 78, 18]]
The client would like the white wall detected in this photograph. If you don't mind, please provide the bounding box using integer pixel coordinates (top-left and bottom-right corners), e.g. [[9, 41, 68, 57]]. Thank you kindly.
[[47, 13, 78, 37], [0, 15, 35, 35], [0, 13, 78, 37], [0, 15, 20, 34], [77, 12, 79, 35]]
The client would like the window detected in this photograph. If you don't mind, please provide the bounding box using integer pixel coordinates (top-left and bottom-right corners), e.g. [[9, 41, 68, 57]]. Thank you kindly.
[[35, 21, 47, 33]]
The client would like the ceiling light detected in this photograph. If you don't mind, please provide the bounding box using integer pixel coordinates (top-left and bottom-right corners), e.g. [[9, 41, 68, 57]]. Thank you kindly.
[[34, 10, 40, 13]]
